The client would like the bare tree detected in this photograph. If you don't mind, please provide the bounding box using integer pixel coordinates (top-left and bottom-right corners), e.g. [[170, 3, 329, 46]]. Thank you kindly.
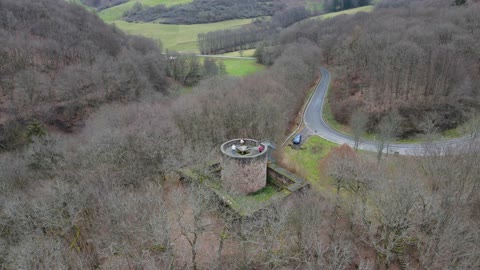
[[172, 181, 218, 270], [324, 145, 358, 239], [376, 110, 403, 161], [462, 114, 480, 140], [350, 108, 368, 150]]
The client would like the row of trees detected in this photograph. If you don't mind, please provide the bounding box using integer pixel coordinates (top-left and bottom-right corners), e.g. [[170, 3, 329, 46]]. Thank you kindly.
[[324, 0, 372, 12], [197, 5, 315, 55], [271, 6, 311, 28], [165, 52, 227, 86], [198, 26, 274, 55]]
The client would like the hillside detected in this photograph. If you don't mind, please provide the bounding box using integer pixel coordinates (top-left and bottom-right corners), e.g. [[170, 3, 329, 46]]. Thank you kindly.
[[123, 0, 281, 24], [256, 0, 480, 138], [98, 0, 193, 22], [80, 0, 128, 10], [0, 0, 168, 150]]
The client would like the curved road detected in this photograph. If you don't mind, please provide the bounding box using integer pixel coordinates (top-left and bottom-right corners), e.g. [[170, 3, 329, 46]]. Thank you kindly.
[[303, 67, 475, 155]]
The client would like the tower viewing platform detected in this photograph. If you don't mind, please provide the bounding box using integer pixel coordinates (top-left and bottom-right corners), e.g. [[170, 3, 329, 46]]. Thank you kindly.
[[220, 138, 268, 195]]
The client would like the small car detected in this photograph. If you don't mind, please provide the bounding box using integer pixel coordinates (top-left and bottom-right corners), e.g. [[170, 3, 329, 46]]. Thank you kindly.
[[293, 134, 302, 145]]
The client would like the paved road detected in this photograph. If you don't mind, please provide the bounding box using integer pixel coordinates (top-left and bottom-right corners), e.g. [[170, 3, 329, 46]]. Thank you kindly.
[[303, 67, 475, 155]]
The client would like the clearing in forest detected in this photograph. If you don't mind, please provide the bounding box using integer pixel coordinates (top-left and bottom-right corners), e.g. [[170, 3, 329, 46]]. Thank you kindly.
[[111, 19, 255, 52], [312, 5, 374, 20]]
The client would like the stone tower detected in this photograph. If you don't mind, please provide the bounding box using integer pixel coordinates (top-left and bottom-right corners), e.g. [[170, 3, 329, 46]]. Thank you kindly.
[[220, 138, 269, 195]]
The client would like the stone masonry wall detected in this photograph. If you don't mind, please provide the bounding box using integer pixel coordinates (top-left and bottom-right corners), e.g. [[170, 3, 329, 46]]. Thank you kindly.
[[221, 153, 267, 195]]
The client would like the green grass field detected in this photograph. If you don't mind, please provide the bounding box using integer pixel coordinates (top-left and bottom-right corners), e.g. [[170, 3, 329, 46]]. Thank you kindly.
[[66, 0, 95, 11], [313, 5, 374, 20], [305, 0, 324, 12], [221, 58, 264, 76], [99, 0, 192, 22], [220, 49, 256, 58], [198, 57, 264, 76], [283, 136, 337, 190], [112, 19, 254, 52]]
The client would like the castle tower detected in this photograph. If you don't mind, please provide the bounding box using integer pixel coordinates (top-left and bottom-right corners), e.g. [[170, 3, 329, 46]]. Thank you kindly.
[[220, 138, 268, 195]]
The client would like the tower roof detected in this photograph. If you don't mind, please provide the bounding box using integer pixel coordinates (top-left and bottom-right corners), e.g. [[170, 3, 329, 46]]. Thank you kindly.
[[220, 138, 268, 158]]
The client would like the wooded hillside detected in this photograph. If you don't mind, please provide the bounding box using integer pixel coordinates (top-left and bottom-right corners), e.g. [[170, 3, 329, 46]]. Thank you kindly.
[[0, 0, 168, 150], [81, 0, 128, 10], [256, 0, 480, 137], [123, 0, 283, 24], [0, 2, 323, 268]]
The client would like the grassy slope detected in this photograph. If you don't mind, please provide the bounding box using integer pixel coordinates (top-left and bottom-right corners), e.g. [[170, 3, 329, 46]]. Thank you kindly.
[[283, 136, 337, 191], [313, 5, 374, 19], [65, 0, 95, 11], [198, 57, 264, 76], [221, 58, 264, 76], [220, 49, 256, 58], [99, 0, 192, 22], [305, 0, 324, 12], [112, 19, 254, 52]]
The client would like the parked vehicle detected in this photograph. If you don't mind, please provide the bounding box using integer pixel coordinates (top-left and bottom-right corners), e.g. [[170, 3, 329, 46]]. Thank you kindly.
[[293, 134, 302, 145]]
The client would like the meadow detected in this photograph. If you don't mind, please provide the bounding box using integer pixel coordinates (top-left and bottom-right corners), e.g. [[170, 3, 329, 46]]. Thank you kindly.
[[282, 136, 337, 191], [220, 49, 256, 58], [112, 19, 254, 52], [199, 57, 264, 77], [312, 5, 374, 20], [219, 58, 264, 76]]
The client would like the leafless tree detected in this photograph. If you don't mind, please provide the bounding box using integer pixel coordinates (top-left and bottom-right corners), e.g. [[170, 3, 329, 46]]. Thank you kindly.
[[376, 110, 403, 161], [171, 181, 219, 270], [350, 108, 368, 150], [365, 161, 425, 268], [462, 114, 480, 139]]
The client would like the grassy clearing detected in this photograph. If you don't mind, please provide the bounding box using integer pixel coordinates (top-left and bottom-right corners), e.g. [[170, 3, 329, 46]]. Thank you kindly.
[[179, 87, 192, 94], [283, 136, 337, 191], [196, 57, 264, 76], [66, 0, 95, 11], [99, 0, 192, 22], [111, 19, 254, 52], [230, 186, 291, 216], [220, 49, 256, 58], [220, 58, 264, 76], [248, 185, 278, 202], [305, 0, 324, 12], [312, 5, 374, 20]]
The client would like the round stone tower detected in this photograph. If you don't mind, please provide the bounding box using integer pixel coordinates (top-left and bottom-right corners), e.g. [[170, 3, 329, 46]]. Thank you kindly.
[[220, 138, 269, 195]]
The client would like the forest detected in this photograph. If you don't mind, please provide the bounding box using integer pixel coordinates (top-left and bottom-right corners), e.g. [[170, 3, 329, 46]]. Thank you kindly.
[[121, 0, 371, 24], [197, 7, 311, 55], [254, 0, 480, 137], [117, 0, 371, 24], [123, 0, 282, 24], [0, 0, 229, 151], [0, 0, 169, 150], [1, 0, 479, 269]]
